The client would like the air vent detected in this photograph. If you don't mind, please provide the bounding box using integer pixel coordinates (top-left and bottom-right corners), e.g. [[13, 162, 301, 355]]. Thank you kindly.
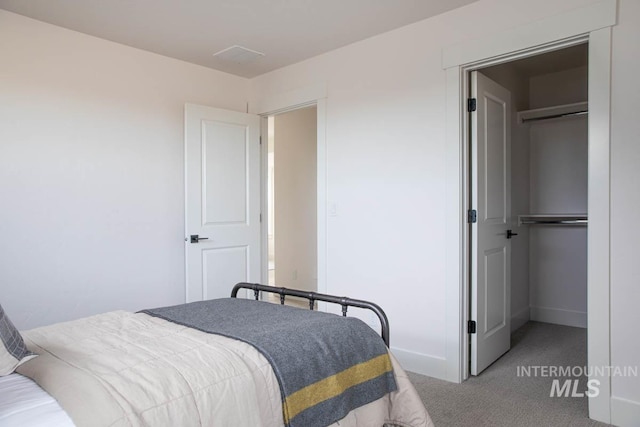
[[212, 45, 265, 63]]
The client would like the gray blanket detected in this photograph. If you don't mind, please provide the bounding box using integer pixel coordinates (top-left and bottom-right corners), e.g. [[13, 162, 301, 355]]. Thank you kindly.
[[141, 298, 396, 427]]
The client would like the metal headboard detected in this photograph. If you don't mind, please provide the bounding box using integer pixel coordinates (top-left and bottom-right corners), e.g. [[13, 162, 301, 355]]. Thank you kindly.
[[231, 282, 390, 347]]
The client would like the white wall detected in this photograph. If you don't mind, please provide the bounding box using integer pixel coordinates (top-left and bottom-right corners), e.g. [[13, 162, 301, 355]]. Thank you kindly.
[[250, 0, 640, 418], [526, 66, 589, 328], [529, 66, 588, 109], [528, 117, 588, 327], [0, 10, 249, 329], [273, 107, 318, 292]]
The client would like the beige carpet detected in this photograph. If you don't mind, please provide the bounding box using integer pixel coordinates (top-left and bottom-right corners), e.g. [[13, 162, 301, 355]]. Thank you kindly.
[[407, 322, 611, 427]]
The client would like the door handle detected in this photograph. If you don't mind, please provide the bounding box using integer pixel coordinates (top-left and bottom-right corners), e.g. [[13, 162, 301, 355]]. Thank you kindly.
[[190, 235, 210, 243], [506, 230, 518, 239]]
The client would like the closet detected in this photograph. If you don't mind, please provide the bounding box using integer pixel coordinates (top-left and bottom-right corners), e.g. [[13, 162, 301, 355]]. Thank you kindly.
[[482, 43, 589, 332]]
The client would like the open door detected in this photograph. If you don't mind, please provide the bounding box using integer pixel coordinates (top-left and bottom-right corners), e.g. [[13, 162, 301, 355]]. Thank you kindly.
[[470, 71, 512, 375], [185, 104, 261, 302]]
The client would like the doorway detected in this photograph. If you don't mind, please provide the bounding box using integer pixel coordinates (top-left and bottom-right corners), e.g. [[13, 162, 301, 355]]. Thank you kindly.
[[443, 4, 613, 421], [469, 44, 589, 375], [266, 106, 318, 297], [462, 40, 604, 421]]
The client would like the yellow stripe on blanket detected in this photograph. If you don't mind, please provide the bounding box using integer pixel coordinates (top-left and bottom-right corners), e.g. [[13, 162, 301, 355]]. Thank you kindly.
[[283, 353, 393, 423]]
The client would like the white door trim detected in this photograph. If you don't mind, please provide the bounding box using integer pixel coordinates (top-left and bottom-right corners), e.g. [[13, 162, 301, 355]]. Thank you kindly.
[[252, 86, 328, 300], [585, 26, 612, 423], [443, 1, 615, 424], [442, 0, 616, 69]]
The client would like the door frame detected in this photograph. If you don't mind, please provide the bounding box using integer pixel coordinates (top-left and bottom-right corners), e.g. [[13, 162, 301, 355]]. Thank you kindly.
[[252, 85, 328, 301], [443, 0, 615, 423]]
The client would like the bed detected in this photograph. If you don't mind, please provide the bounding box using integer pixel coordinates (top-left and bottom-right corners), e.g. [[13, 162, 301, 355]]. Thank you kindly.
[[1, 283, 433, 427]]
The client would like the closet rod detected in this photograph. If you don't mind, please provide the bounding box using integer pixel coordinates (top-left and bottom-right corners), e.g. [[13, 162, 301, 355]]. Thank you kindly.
[[518, 214, 588, 226], [521, 110, 588, 123], [520, 219, 588, 225]]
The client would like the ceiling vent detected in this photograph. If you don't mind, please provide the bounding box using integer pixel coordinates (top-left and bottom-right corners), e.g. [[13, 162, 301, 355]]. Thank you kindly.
[[212, 45, 265, 63]]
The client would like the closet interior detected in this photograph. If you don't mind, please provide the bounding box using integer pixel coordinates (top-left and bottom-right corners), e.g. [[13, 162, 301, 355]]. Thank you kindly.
[[482, 43, 589, 332]]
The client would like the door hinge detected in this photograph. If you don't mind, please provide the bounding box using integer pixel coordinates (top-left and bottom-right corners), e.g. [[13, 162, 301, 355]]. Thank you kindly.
[[259, 136, 262, 145], [468, 320, 477, 334], [467, 98, 477, 112], [260, 213, 262, 223], [467, 209, 477, 223]]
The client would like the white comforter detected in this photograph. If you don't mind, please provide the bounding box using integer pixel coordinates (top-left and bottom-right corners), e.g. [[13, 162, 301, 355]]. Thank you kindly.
[[15, 311, 432, 427]]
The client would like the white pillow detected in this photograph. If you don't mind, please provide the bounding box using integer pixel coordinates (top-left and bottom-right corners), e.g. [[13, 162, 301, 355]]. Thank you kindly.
[[0, 304, 37, 376]]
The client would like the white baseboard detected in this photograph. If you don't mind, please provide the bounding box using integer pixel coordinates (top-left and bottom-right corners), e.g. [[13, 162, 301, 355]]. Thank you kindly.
[[530, 306, 586, 328], [611, 396, 640, 427], [511, 306, 530, 332], [391, 347, 447, 381]]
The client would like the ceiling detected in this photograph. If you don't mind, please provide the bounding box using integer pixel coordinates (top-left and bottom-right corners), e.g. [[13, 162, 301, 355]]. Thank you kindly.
[[0, 0, 478, 78]]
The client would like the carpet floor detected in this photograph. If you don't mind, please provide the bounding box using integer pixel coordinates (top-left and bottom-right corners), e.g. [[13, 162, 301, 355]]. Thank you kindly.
[[407, 322, 611, 426]]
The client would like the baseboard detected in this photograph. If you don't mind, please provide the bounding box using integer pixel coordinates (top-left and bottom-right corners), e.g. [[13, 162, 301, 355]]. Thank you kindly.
[[391, 347, 447, 381], [511, 306, 530, 331], [530, 306, 587, 328], [611, 396, 640, 427]]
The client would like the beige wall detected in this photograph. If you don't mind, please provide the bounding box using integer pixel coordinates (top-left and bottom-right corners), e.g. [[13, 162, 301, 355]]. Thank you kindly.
[[273, 107, 317, 292], [0, 10, 249, 329]]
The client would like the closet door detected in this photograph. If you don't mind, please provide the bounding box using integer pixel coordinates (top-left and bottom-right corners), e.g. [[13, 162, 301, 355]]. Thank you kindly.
[[470, 71, 512, 375]]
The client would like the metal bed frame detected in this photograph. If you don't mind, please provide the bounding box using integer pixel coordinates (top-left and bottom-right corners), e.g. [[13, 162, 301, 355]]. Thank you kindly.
[[231, 282, 390, 347]]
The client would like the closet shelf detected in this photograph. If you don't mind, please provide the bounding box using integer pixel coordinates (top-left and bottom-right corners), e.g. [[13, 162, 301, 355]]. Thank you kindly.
[[517, 102, 588, 124], [518, 214, 588, 226]]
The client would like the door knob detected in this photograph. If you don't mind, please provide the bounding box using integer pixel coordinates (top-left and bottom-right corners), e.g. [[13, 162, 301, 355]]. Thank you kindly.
[[190, 234, 210, 243], [506, 230, 518, 239]]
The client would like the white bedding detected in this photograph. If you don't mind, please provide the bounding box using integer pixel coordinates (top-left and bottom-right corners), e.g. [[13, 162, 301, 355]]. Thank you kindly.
[[0, 373, 74, 427], [8, 311, 432, 427]]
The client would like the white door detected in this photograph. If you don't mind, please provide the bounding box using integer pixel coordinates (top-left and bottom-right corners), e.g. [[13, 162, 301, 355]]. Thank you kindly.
[[470, 71, 512, 375], [185, 104, 261, 302]]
